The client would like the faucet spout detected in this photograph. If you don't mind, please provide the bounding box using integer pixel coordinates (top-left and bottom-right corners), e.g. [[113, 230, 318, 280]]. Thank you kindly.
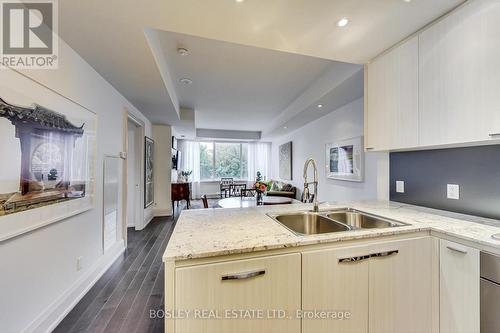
[[302, 158, 319, 212]]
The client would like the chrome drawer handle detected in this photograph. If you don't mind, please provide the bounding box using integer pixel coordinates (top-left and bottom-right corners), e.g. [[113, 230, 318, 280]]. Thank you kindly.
[[371, 250, 399, 258], [446, 245, 468, 254], [338, 254, 371, 263], [221, 269, 265, 281], [489, 133, 500, 137]]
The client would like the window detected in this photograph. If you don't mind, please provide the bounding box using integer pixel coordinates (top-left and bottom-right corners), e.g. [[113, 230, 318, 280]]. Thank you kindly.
[[199, 142, 248, 180], [31, 142, 64, 182]]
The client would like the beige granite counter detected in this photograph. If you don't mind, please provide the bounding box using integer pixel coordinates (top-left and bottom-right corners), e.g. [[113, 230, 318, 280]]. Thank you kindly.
[[163, 201, 500, 261]]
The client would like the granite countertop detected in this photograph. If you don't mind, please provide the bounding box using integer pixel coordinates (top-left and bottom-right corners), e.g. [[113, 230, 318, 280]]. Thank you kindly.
[[163, 201, 500, 262]]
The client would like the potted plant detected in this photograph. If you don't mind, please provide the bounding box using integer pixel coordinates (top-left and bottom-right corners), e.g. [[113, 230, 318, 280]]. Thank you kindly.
[[178, 170, 192, 183]]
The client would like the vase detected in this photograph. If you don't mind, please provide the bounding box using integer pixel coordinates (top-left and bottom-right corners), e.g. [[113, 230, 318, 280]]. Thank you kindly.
[[256, 191, 263, 205]]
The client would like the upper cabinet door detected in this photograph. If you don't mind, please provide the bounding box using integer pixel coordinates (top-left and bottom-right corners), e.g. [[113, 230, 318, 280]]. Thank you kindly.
[[419, 0, 500, 146], [366, 35, 419, 151]]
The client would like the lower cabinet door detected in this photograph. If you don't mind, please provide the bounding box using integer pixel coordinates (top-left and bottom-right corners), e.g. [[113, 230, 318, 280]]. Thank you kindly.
[[174, 253, 301, 333], [368, 237, 433, 333], [440, 239, 479, 333], [302, 245, 371, 333]]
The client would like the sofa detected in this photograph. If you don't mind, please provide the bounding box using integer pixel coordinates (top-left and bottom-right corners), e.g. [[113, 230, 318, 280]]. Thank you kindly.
[[267, 180, 297, 199]]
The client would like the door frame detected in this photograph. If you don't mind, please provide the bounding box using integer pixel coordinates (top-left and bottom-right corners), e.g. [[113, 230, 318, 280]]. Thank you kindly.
[[123, 110, 146, 243]]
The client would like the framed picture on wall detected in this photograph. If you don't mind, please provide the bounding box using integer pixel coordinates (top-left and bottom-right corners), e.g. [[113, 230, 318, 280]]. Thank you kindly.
[[144, 137, 154, 208], [0, 67, 96, 242], [325, 136, 364, 182], [279, 141, 292, 180]]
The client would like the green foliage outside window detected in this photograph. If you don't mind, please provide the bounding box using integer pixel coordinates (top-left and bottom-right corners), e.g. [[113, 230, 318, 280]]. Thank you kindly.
[[199, 142, 248, 180]]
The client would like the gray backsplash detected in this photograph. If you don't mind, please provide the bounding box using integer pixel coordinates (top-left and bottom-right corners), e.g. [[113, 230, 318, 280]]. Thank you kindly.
[[390, 145, 500, 220]]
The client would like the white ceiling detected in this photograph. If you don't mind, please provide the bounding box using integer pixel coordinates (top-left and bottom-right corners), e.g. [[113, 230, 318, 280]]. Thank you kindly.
[[150, 30, 336, 131], [58, 0, 465, 131]]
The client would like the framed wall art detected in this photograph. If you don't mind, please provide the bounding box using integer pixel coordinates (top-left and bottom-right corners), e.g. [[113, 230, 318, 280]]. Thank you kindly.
[[278, 141, 292, 180], [325, 136, 364, 182], [0, 67, 96, 241], [144, 136, 154, 208]]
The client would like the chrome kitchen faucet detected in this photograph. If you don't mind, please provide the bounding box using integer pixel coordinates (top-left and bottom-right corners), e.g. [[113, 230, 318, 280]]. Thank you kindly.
[[302, 158, 319, 212]]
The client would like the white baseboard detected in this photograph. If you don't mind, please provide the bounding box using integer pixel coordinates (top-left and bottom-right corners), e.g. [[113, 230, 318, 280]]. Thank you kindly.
[[136, 211, 155, 231], [24, 240, 125, 333], [153, 208, 172, 217]]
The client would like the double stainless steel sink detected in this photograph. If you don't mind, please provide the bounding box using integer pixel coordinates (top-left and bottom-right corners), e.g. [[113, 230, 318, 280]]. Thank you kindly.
[[267, 208, 408, 236]]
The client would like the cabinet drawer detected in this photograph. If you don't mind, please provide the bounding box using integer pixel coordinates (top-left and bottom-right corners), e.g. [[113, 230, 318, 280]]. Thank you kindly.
[[175, 253, 301, 333]]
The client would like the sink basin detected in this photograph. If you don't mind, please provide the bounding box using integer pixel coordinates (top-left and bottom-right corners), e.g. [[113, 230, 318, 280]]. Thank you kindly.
[[271, 212, 351, 235], [268, 208, 408, 235], [326, 209, 406, 229]]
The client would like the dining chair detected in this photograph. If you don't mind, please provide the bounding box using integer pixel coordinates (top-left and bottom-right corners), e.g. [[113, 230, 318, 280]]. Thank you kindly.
[[201, 195, 209, 209], [220, 177, 234, 198], [232, 184, 247, 197]]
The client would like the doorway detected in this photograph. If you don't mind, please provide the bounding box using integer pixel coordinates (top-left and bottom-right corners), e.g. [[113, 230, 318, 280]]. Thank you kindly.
[[126, 115, 144, 230]]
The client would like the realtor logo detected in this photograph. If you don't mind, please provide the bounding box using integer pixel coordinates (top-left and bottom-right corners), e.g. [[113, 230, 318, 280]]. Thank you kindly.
[[0, 0, 58, 69]]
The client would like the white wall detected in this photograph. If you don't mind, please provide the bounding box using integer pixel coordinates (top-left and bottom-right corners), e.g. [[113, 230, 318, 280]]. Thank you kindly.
[[271, 98, 389, 202], [0, 38, 154, 332], [153, 125, 172, 216]]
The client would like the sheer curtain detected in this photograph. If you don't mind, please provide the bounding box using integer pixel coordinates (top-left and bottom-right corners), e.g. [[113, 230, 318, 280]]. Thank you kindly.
[[247, 142, 272, 182], [179, 140, 201, 199]]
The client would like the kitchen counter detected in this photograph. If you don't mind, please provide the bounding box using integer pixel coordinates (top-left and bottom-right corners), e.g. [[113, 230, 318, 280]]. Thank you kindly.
[[163, 201, 500, 262]]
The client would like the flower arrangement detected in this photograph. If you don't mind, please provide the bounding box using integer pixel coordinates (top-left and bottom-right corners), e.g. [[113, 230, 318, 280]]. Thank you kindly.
[[254, 171, 271, 194]]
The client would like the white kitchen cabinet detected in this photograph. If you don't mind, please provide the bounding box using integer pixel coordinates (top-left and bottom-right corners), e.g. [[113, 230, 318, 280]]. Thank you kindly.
[[302, 244, 370, 333], [419, 0, 500, 146], [439, 239, 480, 333], [368, 237, 433, 333], [366, 35, 419, 151], [302, 237, 433, 333], [174, 253, 301, 333]]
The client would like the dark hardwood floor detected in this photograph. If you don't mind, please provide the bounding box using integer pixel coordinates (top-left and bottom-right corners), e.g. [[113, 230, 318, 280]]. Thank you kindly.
[[54, 212, 181, 333]]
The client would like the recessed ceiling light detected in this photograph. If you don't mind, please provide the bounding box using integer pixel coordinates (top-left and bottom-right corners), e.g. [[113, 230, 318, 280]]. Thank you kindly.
[[179, 78, 193, 85], [317, 104, 323, 108], [283, 126, 288, 129], [235, 0, 244, 2], [403, 0, 411, 2], [337, 18, 349, 27], [177, 48, 189, 56]]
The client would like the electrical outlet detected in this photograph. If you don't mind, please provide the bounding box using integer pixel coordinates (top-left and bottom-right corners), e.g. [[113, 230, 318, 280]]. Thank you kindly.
[[396, 181, 405, 193], [76, 256, 83, 271], [447, 184, 460, 200]]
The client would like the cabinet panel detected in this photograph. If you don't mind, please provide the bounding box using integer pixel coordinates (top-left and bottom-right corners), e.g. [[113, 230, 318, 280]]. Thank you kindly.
[[366, 36, 419, 151], [419, 0, 500, 146], [369, 237, 433, 333], [174, 253, 301, 333], [303, 237, 434, 333], [302, 245, 370, 333], [439, 239, 479, 333]]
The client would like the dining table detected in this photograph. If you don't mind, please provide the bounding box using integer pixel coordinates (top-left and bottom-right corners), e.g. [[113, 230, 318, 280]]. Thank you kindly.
[[217, 196, 301, 209]]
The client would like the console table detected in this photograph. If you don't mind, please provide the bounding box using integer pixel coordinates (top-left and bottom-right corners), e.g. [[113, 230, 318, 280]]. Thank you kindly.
[[171, 182, 191, 216]]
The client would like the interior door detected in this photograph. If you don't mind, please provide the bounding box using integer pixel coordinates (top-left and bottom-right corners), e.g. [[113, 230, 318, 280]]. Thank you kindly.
[[126, 121, 136, 227]]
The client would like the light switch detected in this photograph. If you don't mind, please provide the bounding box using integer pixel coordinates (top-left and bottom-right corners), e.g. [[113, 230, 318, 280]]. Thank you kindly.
[[447, 184, 460, 200], [396, 181, 405, 193]]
